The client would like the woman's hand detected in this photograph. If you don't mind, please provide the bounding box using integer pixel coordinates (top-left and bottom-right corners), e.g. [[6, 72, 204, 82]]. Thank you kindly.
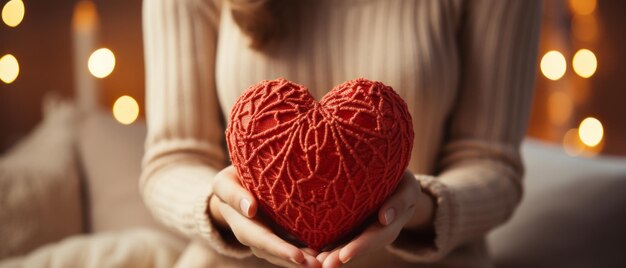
[[316, 171, 435, 268], [209, 166, 321, 268]]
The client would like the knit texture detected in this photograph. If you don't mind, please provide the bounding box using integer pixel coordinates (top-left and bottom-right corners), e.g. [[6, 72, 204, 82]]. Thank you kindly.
[[141, 0, 541, 265], [226, 78, 413, 250]]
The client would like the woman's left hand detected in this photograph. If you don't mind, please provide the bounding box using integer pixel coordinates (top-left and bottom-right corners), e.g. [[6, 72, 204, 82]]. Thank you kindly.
[[316, 170, 435, 268]]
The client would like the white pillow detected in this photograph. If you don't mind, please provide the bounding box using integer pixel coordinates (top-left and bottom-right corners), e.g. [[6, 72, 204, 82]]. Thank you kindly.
[[0, 96, 84, 258], [77, 110, 178, 237], [0, 228, 184, 268], [489, 140, 626, 268]]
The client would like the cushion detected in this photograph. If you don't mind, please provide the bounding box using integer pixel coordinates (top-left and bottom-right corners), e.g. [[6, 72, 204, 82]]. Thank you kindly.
[[489, 139, 626, 268], [77, 109, 180, 240], [0, 228, 185, 268], [0, 96, 84, 258]]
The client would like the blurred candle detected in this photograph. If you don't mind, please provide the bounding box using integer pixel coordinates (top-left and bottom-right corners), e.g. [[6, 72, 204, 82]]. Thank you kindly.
[[72, 0, 99, 112], [572, 14, 599, 42], [568, 0, 597, 15]]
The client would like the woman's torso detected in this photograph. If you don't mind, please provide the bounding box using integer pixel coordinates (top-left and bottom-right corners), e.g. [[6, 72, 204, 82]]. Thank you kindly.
[[215, 0, 462, 176], [209, 1, 492, 267]]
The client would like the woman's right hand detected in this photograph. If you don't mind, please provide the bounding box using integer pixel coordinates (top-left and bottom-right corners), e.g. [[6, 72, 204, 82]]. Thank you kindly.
[[209, 166, 321, 268]]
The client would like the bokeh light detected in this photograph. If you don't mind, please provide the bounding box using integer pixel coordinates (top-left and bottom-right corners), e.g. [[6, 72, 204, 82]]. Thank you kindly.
[[540, 51, 567, 81], [572, 14, 599, 42], [88, 48, 115, 78], [113, 95, 139, 125], [568, 0, 597, 15], [548, 91, 573, 125], [563, 128, 585, 156], [1, 0, 24, 27], [572, 49, 597, 78], [578, 117, 603, 147], [0, 54, 20, 84]]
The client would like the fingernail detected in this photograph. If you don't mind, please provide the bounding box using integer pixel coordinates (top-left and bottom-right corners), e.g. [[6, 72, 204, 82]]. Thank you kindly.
[[239, 198, 251, 217], [316, 254, 326, 263], [302, 248, 318, 256], [384, 208, 395, 225], [290, 257, 303, 264], [341, 256, 352, 264], [339, 252, 352, 264]]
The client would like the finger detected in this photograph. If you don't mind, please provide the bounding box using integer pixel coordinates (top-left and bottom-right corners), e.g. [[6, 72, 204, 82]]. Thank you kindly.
[[252, 248, 299, 268], [315, 240, 346, 264], [378, 174, 420, 225], [208, 194, 228, 228], [302, 248, 318, 256], [316, 251, 331, 264], [219, 202, 304, 264], [322, 249, 342, 268], [213, 166, 258, 217], [338, 221, 405, 264], [303, 253, 323, 268], [253, 247, 323, 268]]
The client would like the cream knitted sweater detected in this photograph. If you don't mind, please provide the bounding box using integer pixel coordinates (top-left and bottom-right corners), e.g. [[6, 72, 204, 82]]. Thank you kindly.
[[140, 0, 540, 266]]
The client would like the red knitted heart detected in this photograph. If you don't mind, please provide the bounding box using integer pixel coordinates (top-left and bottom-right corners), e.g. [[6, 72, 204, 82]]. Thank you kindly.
[[226, 78, 413, 250]]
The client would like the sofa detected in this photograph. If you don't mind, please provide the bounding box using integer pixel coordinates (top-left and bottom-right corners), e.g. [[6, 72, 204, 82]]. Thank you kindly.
[[1, 96, 625, 267]]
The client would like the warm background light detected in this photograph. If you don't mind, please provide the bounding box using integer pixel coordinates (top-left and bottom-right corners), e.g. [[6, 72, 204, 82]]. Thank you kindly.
[[1, 0, 24, 27], [572, 14, 599, 42], [568, 0, 597, 15], [548, 91, 573, 125], [0, 54, 20, 84], [572, 49, 597, 78], [72, 0, 97, 32], [88, 48, 115, 78], [563, 128, 585, 156], [578, 117, 603, 147], [112, 95, 139, 125], [541, 50, 567, 81]]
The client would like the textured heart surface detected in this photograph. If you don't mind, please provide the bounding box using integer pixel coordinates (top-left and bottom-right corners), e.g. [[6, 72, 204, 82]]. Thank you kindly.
[[226, 78, 413, 250]]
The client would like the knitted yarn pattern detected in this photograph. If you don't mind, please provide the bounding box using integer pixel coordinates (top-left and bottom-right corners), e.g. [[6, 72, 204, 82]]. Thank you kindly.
[[226, 78, 414, 250]]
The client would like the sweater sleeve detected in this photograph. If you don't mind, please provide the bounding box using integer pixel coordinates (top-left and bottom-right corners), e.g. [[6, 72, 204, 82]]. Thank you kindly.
[[141, 0, 251, 258], [387, 0, 541, 262]]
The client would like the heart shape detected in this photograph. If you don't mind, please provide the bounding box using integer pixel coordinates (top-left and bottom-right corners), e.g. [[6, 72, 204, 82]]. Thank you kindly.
[[226, 78, 414, 250]]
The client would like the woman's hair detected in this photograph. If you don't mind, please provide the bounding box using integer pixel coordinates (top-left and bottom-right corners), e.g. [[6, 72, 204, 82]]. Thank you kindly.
[[229, 0, 293, 49]]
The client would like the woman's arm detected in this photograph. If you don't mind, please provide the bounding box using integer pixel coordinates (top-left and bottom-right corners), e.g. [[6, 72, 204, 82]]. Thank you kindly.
[[140, 0, 250, 257], [319, 1, 541, 266], [387, 0, 542, 262], [141, 2, 321, 266]]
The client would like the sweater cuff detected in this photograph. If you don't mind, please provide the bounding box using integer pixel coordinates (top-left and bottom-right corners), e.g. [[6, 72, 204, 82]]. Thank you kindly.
[[386, 174, 456, 262], [192, 187, 252, 259]]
